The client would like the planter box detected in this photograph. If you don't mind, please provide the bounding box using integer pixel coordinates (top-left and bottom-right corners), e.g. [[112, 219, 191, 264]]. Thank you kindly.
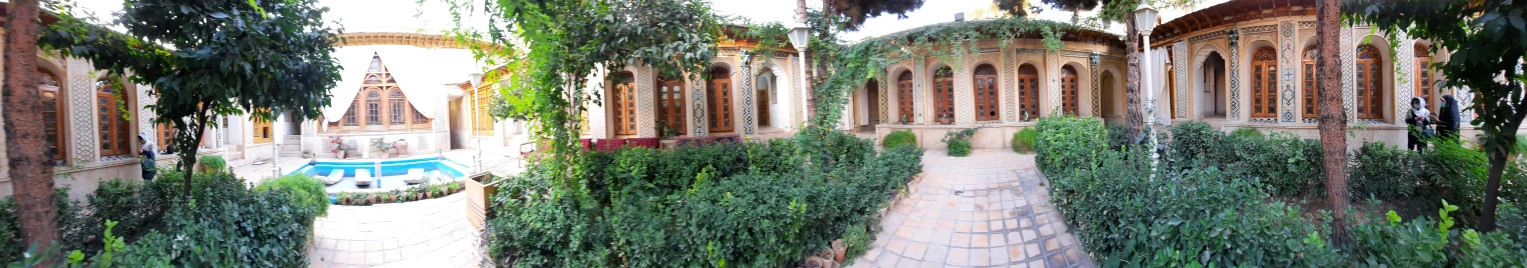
[[465, 172, 498, 232]]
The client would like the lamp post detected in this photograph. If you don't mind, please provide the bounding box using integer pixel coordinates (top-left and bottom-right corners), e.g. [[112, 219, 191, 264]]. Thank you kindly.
[[468, 73, 483, 173], [787, 23, 810, 130], [1134, 6, 1159, 179]]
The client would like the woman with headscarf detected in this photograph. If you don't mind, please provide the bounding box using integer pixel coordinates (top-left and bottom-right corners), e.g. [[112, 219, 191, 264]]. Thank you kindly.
[[1405, 97, 1438, 152], [138, 132, 157, 181], [1437, 95, 1462, 142]]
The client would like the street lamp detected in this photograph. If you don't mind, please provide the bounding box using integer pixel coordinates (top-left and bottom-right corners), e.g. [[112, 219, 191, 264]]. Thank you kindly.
[[787, 23, 810, 130], [468, 73, 483, 173], [1134, 6, 1159, 179]]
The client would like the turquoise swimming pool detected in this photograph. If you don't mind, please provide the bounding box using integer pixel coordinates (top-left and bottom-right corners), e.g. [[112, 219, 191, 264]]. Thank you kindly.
[[289, 157, 470, 190]]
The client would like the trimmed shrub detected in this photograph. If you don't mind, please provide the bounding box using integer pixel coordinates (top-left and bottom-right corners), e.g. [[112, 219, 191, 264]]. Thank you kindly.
[[1168, 121, 1219, 164], [1011, 128, 1037, 153], [882, 130, 917, 149], [198, 155, 227, 172], [1105, 123, 1131, 150], [1035, 116, 1107, 177], [253, 174, 331, 218], [114, 180, 321, 267], [1230, 127, 1263, 139], [946, 139, 972, 157], [87, 179, 156, 241], [0, 188, 91, 263], [1350, 142, 1419, 199], [942, 128, 977, 157]]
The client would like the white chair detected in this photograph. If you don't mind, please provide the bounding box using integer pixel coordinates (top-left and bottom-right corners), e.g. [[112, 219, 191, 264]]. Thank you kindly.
[[320, 169, 344, 186], [354, 169, 374, 188], [402, 168, 426, 185]]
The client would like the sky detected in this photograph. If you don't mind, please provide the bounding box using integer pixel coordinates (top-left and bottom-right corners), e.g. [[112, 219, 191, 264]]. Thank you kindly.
[[65, 0, 1226, 42]]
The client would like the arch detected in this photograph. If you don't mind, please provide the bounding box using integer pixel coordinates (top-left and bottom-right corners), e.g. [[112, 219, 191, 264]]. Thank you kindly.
[[1099, 70, 1119, 119], [1356, 43, 1386, 120], [38, 67, 66, 161], [1196, 50, 1228, 118], [609, 71, 637, 135], [656, 72, 687, 135], [973, 64, 999, 121], [1018, 64, 1041, 120], [895, 70, 915, 123], [95, 79, 132, 156], [931, 65, 955, 124], [706, 66, 734, 133], [753, 68, 775, 127], [364, 89, 383, 125], [1250, 47, 1279, 118], [1060, 65, 1080, 116], [1415, 42, 1437, 111], [1301, 45, 1320, 119]]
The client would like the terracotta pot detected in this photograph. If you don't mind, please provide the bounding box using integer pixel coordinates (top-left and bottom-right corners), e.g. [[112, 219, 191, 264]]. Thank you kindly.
[[832, 239, 846, 263], [340, 197, 352, 205], [370, 196, 380, 204]]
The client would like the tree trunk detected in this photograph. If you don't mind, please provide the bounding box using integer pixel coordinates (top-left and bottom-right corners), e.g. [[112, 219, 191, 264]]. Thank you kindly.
[[3, 0, 59, 252], [1479, 104, 1525, 231], [180, 103, 213, 202], [1316, 0, 1350, 244], [1124, 12, 1143, 143]]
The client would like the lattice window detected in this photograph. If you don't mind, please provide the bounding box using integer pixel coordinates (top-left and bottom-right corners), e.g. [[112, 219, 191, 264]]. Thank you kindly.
[[610, 72, 637, 135], [1251, 47, 1279, 118], [707, 67, 734, 133], [157, 123, 175, 151], [96, 79, 130, 157], [933, 66, 954, 124], [1356, 44, 1384, 120], [344, 100, 359, 126], [1415, 43, 1436, 111], [897, 71, 914, 123], [473, 85, 494, 136], [365, 90, 382, 125], [657, 75, 687, 135], [389, 90, 406, 125], [1303, 46, 1319, 119], [973, 64, 1000, 121], [40, 70, 65, 161], [1061, 66, 1079, 116]]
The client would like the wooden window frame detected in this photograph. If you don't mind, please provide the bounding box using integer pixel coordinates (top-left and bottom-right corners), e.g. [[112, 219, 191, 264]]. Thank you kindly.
[[932, 66, 954, 124], [610, 73, 637, 136], [1303, 46, 1319, 119], [896, 71, 914, 123], [1415, 43, 1435, 111], [365, 89, 382, 125], [973, 64, 1000, 121], [1018, 65, 1040, 120], [1061, 66, 1079, 116], [96, 79, 131, 157], [707, 68, 734, 133], [473, 85, 494, 136], [1251, 47, 1278, 118], [657, 76, 687, 135], [40, 71, 65, 161], [1356, 44, 1384, 120]]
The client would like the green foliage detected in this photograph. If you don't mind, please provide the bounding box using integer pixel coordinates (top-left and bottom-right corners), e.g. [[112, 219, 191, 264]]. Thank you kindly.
[[1012, 128, 1038, 153], [113, 185, 320, 267], [1350, 142, 1420, 199], [86, 179, 160, 243], [0, 188, 90, 264], [486, 135, 924, 267], [253, 174, 330, 217], [1167, 121, 1219, 164], [1230, 127, 1263, 139], [842, 224, 870, 264], [942, 128, 978, 157], [1104, 123, 1131, 150], [197, 155, 226, 173], [883, 130, 918, 149], [1034, 116, 1107, 177]]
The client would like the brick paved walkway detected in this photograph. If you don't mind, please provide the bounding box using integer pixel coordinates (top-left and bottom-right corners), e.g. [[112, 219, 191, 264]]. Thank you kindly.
[[307, 193, 483, 267], [850, 149, 1093, 268]]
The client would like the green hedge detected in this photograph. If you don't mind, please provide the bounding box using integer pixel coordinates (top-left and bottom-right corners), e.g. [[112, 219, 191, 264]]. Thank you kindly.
[[0, 188, 90, 263], [883, 130, 917, 149], [1034, 116, 1107, 177], [488, 130, 924, 267], [1011, 128, 1037, 153], [253, 174, 331, 217]]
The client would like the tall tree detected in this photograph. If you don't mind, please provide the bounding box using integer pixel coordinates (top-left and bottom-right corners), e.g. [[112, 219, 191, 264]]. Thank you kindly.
[[39, 0, 344, 200], [809, 0, 925, 124], [1316, 0, 1350, 243], [2, 0, 58, 251], [1345, 0, 1527, 231]]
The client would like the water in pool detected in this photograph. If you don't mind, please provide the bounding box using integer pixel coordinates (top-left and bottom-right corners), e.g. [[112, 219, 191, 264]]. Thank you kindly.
[[289, 157, 469, 191]]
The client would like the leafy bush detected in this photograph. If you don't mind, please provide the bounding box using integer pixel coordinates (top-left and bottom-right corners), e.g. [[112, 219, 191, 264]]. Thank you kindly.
[[1167, 121, 1219, 164], [1105, 123, 1131, 150], [1011, 128, 1037, 153], [882, 130, 917, 149], [1230, 127, 1263, 139], [1350, 202, 1527, 267], [1350, 142, 1420, 199], [198, 155, 227, 172], [86, 179, 158, 242], [253, 174, 330, 217], [487, 131, 924, 267], [1035, 116, 1107, 177], [942, 128, 977, 157], [114, 183, 320, 267], [842, 223, 869, 264], [0, 188, 91, 263]]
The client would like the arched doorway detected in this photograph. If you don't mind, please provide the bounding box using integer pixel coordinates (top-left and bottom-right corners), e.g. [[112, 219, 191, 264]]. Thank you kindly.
[[1198, 51, 1227, 118], [1100, 70, 1119, 123], [862, 79, 880, 130]]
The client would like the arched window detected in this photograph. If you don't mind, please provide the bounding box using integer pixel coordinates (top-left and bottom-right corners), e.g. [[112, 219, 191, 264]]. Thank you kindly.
[[1018, 65, 1043, 120], [896, 71, 914, 123], [707, 67, 734, 133], [344, 99, 359, 126], [1303, 45, 1319, 119], [1251, 47, 1279, 118], [1356, 44, 1384, 120], [96, 79, 130, 156], [1415, 43, 1435, 111], [1061, 66, 1079, 116], [40, 70, 65, 161], [755, 69, 773, 127], [933, 66, 954, 124], [388, 90, 407, 125], [973, 64, 999, 121], [657, 74, 687, 135], [365, 89, 383, 125], [610, 72, 637, 135]]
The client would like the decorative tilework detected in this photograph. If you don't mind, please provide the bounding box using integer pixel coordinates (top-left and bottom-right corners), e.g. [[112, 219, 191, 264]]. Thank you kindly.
[[1458, 87, 1474, 122], [67, 58, 97, 161], [913, 58, 926, 124], [1342, 27, 1357, 120], [1189, 30, 1228, 43], [879, 68, 889, 125], [1395, 32, 1415, 124], [954, 63, 973, 125], [1090, 53, 1101, 117], [636, 66, 656, 137], [1249, 118, 1278, 124], [1242, 25, 1277, 34], [1174, 41, 1189, 119], [741, 67, 755, 135], [588, 79, 607, 139], [1298, 21, 1316, 29], [1060, 50, 1091, 58], [1280, 21, 1297, 122], [1046, 52, 1061, 113], [1015, 48, 1046, 54], [137, 83, 155, 140], [978, 47, 1000, 53], [1004, 50, 1016, 122], [1228, 44, 1241, 120], [1302, 118, 1319, 124], [691, 74, 707, 136]]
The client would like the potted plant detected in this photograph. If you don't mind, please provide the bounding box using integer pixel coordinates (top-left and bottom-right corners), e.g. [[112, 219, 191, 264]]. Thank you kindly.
[[302, 150, 313, 159], [329, 136, 349, 159], [338, 192, 352, 205], [372, 138, 395, 159], [389, 189, 404, 203], [369, 192, 381, 204]]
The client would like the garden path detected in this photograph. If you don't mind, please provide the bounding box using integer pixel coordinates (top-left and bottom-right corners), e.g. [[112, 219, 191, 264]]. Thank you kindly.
[[850, 149, 1093, 268], [307, 193, 485, 267]]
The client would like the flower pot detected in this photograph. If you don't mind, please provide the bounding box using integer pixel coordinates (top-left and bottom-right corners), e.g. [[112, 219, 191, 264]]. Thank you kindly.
[[370, 196, 380, 204], [340, 197, 351, 205], [832, 239, 846, 263]]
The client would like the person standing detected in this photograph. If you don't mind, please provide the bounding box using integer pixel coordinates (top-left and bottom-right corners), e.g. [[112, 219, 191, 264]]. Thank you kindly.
[[1406, 97, 1437, 152], [1437, 95, 1462, 142], [139, 132, 157, 181]]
